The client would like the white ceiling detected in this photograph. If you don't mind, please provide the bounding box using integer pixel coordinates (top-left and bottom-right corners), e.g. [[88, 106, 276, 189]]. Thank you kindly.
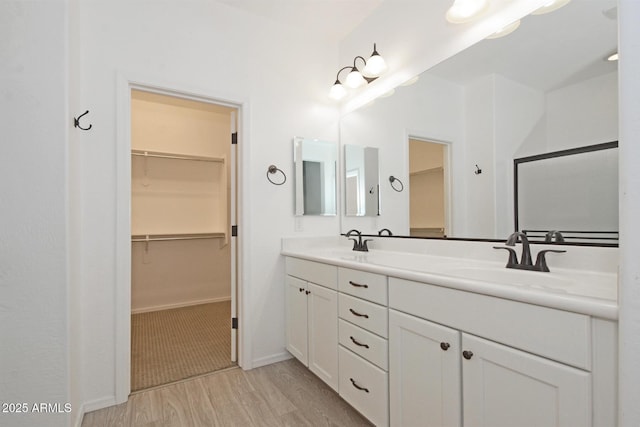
[[214, 0, 383, 42]]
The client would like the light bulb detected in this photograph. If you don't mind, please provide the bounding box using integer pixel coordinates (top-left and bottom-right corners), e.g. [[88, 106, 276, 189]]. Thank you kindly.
[[345, 68, 366, 88], [329, 81, 347, 100], [363, 44, 387, 77], [446, 0, 489, 24]]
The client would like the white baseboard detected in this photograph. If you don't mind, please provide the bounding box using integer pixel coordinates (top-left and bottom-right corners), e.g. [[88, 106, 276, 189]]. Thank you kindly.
[[251, 351, 293, 369], [131, 296, 231, 314], [79, 395, 117, 420]]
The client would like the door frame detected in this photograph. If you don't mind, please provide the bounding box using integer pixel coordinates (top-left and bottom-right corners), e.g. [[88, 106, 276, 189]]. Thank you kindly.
[[115, 73, 248, 402]]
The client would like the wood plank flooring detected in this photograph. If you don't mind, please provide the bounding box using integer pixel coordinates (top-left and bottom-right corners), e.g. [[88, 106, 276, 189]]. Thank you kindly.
[[82, 359, 373, 427]]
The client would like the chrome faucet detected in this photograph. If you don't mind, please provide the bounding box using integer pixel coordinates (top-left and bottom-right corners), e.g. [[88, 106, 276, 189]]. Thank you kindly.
[[494, 231, 566, 272], [345, 229, 372, 252]]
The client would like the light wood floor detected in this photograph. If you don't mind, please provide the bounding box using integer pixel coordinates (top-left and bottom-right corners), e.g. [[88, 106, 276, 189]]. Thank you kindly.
[[82, 358, 372, 427]]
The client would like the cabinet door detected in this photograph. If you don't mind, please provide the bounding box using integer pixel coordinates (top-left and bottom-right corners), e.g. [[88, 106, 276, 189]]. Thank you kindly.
[[462, 334, 591, 427], [308, 282, 339, 391], [285, 275, 308, 365], [389, 310, 461, 427]]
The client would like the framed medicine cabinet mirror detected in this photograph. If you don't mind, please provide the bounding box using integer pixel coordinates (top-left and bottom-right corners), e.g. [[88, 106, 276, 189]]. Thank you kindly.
[[293, 137, 337, 216]]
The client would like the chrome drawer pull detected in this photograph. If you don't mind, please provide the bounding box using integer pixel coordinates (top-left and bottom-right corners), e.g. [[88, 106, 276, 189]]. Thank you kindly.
[[350, 378, 369, 393], [349, 308, 369, 319], [350, 336, 370, 349], [349, 280, 369, 289]]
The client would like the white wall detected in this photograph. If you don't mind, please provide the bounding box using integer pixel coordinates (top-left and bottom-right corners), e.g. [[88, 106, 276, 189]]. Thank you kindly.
[[0, 1, 71, 426], [75, 0, 340, 409], [618, 2, 640, 425]]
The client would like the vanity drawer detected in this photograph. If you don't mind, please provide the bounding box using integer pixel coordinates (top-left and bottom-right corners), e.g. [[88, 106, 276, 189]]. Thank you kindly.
[[389, 277, 592, 370], [286, 257, 337, 290], [339, 346, 389, 427], [339, 293, 388, 338], [339, 319, 388, 371], [339, 267, 388, 305]]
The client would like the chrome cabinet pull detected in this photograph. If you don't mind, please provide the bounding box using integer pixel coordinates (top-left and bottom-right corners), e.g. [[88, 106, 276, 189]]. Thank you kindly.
[[350, 378, 369, 393], [349, 308, 369, 319], [349, 280, 369, 289], [463, 350, 474, 360], [440, 342, 450, 351], [350, 336, 370, 348]]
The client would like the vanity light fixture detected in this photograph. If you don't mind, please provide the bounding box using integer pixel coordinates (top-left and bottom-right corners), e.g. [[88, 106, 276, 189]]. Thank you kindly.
[[486, 19, 521, 39], [446, 0, 489, 24], [531, 0, 571, 15], [329, 43, 387, 101]]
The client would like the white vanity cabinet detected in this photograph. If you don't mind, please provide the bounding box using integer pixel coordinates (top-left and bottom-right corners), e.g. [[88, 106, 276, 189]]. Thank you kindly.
[[285, 258, 339, 391], [388, 277, 616, 427], [337, 267, 389, 427]]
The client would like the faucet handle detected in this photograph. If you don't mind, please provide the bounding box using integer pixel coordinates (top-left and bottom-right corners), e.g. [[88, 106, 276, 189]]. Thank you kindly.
[[493, 246, 519, 268], [361, 239, 373, 252], [534, 249, 566, 272]]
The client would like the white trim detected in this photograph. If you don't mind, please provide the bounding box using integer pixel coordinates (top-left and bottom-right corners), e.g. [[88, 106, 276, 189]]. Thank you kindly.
[[81, 396, 117, 415], [131, 296, 232, 315], [252, 352, 293, 369], [115, 71, 250, 402]]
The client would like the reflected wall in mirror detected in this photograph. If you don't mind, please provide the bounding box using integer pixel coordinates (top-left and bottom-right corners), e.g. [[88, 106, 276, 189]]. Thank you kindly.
[[293, 137, 337, 216], [345, 145, 380, 216], [409, 139, 449, 237], [339, 0, 618, 245], [515, 141, 618, 245]]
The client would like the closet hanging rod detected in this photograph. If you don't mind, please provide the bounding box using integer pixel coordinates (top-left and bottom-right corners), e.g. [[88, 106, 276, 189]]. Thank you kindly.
[[131, 232, 225, 242], [131, 149, 224, 163]]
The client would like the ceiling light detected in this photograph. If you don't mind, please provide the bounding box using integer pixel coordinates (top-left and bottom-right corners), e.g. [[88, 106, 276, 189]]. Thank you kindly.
[[607, 52, 618, 61], [329, 43, 387, 101], [486, 20, 521, 39], [531, 0, 571, 15], [446, 0, 489, 24]]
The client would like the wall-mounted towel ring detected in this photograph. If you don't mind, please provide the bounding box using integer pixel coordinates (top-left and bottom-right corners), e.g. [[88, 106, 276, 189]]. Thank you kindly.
[[74, 110, 92, 131], [389, 175, 404, 192], [267, 165, 287, 185]]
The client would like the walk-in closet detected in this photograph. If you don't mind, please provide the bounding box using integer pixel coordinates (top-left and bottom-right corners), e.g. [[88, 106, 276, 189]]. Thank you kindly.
[[130, 90, 237, 391]]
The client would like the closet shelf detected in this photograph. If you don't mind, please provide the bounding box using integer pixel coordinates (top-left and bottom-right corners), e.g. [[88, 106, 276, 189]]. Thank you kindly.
[[131, 149, 224, 163], [410, 166, 443, 176], [131, 232, 226, 242]]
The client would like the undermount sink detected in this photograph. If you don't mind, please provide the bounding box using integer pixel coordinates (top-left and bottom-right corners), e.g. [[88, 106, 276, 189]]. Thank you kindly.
[[440, 265, 573, 292]]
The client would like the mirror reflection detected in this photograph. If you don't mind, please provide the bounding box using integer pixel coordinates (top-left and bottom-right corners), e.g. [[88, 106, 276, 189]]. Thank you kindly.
[[339, 0, 618, 244], [294, 137, 337, 216], [345, 145, 380, 216]]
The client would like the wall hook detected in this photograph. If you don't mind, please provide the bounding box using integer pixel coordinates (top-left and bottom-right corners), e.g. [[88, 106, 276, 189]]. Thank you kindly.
[[74, 110, 92, 131], [475, 164, 482, 175]]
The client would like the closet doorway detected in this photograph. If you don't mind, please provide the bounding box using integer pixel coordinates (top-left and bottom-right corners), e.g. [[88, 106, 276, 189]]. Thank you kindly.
[[129, 89, 238, 392]]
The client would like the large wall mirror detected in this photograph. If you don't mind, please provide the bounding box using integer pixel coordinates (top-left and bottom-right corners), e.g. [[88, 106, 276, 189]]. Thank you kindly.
[[339, 0, 618, 245], [294, 137, 337, 216]]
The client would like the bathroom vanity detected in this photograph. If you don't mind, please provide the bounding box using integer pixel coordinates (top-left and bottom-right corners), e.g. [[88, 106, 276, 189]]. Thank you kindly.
[[282, 237, 618, 427]]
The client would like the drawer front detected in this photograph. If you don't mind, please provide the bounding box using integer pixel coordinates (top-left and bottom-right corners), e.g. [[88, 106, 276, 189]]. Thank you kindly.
[[339, 267, 388, 305], [339, 319, 388, 371], [389, 277, 592, 370], [339, 346, 389, 427], [286, 257, 337, 290], [339, 293, 388, 338]]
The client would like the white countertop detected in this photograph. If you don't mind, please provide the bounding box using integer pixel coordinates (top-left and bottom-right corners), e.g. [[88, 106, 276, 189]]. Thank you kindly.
[[282, 237, 618, 320]]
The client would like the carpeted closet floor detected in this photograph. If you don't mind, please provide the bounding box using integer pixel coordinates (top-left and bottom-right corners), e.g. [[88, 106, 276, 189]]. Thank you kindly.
[[131, 301, 234, 391]]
